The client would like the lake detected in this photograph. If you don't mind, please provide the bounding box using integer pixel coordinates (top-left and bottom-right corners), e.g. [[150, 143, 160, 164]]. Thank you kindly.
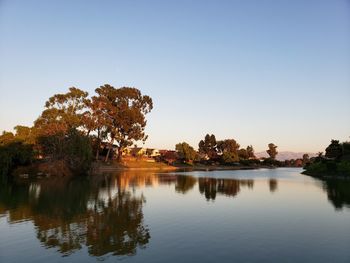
[[0, 168, 349, 262]]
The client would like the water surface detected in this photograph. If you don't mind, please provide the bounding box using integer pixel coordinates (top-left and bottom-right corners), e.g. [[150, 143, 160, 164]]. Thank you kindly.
[[0, 168, 349, 262]]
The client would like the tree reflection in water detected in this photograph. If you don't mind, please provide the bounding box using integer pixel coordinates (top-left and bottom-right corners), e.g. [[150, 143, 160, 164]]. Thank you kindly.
[[0, 175, 150, 257], [175, 175, 196, 194], [198, 178, 254, 201], [322, 179, 350, 210], [268, 179, 278, 193]]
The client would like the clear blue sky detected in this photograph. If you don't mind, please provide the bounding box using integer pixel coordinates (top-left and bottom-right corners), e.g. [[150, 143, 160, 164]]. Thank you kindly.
[[0, 0, 349, 152]]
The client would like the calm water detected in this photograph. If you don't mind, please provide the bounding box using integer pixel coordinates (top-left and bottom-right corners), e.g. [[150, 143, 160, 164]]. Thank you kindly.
[[0, 168, 349, 263]]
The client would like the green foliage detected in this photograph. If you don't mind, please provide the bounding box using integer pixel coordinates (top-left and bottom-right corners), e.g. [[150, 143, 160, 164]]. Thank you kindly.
[[37, 129, 92, 174], [175, 142, 197, 163], [246, 145, 255, 159], [198, 134, 218, 160], [221, 151, 237, 164], [325, 140, 343, 159], [342, 142, 350, 157], [64, 129, 93, 173], [263, 158, 281, 166], [304, 139, 350, 177], [238, 148, 249, 160], [304, 160, 347, 177], [0, 142, 35, 180], [34, 87, 89, 136], [0, 131, 15, 146], [1, 84, 153, 176], [217, 139, 240, 163], [337, 161, 350, 177]]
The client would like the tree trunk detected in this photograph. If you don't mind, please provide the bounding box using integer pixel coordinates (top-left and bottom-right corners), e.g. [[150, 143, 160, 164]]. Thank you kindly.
[[95, 145, 100, 161], [95, 129, 100, 161], [104, 137, 114, 162], [105, 146, 111, 162], [117, 147, 123, 162]]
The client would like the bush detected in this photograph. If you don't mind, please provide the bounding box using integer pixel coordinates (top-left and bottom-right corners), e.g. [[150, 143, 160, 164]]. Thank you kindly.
[[305, 162, 328, 175], [0, 142, 35, 180], [65, 129, 92, 173], [37, 129, 92, 174], [337, 161, 350, 177], [263, 158, 281, 166]]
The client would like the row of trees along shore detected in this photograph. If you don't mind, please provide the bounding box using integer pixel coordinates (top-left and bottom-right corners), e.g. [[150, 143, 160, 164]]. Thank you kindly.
[[175, 134, 279, 166], [2, 84, 347, 179], [0, 85, 153, 179]]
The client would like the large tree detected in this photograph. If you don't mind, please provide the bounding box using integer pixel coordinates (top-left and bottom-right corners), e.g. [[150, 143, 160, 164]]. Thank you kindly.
[[325, 140, 343, 159], [175, 142, 197, 163], [198, 134, 218, 160], [217, 139, 240, 163], [246, 145, 255, 159], [93, 85, 153, 162], [266, 143, 278, 160]]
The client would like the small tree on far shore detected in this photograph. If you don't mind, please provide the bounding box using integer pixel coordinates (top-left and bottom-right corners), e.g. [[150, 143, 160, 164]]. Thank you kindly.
[[266, 143, 278, 160]]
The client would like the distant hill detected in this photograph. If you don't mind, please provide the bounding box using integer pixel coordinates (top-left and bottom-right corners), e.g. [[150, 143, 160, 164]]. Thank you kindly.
[[255, 151, 316, 161]]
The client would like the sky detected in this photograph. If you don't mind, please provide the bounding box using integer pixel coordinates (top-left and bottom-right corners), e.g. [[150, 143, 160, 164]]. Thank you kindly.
[[0, 0, 349, 153]]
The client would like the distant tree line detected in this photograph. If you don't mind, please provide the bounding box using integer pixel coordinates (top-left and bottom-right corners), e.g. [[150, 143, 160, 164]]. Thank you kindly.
[[175, 133, 279, 166]]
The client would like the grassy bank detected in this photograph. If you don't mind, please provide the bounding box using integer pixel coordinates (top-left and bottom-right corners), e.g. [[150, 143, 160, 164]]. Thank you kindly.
[[91, 160, 275, 174]]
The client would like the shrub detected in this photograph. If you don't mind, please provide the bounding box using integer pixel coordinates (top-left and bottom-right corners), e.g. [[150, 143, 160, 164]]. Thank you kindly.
[[337, 161, 350, 177], [0, 142, 34, 180], [37, 129, 92, 174]]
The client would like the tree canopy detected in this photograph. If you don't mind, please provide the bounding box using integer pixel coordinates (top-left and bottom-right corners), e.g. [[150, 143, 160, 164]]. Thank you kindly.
[[266, 143, 278, 160], [198, 134, 218, 160], [175, 142, 197, 163], [93, 85, 153, 161]]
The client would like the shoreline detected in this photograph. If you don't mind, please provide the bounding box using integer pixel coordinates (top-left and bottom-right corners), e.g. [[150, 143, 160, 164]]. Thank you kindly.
[[301, 170, 350, 180], [91, 162, 279, 174]]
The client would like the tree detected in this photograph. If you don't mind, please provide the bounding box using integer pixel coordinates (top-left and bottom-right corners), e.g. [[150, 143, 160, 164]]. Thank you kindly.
[[325, 140, 343, 159], [238, 148, 249, 159], [13, 125, 38, 146], [0, 131, 15, 146], [93, 85, 153, 162], [198, 134, 217, 160], [217, 139, 240, 163], [302, 154, 310, 166], [0, 141, 34, 180], [266, 143, 278, 160], [83, 95, 110, 160], [34, 87, 89, 136], [36, 128, 92, 173], [175, 142, 197, 163], [246, 145, 255, 159]]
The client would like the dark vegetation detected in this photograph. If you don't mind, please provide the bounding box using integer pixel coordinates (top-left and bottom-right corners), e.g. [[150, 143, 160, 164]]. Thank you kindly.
[[303, 140, 350, 178], [175, 133, 279, 167]]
